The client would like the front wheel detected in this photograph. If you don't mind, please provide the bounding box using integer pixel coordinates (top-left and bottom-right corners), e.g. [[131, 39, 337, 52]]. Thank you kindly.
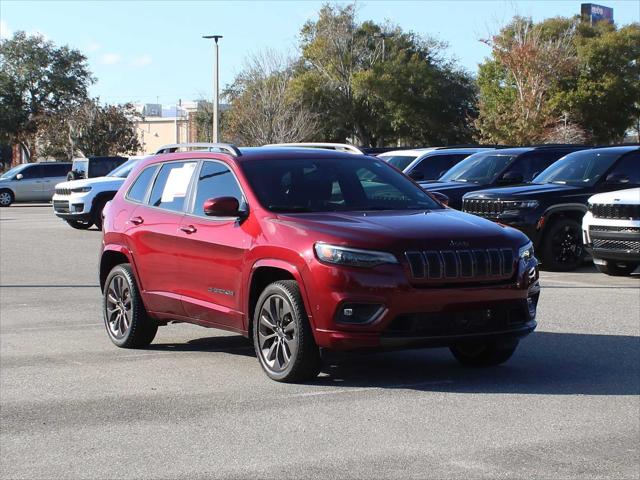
[[66, 219, 93, 229], [0, 189, 14, 207], [450, 340, 518, 367], [253, 280, 320, 382], [103, 264, 157, 348], [540, 218, 585, 271]]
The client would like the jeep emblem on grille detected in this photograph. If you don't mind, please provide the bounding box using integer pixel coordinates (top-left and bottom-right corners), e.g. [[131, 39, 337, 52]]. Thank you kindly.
[[449, 240, 469, 248]]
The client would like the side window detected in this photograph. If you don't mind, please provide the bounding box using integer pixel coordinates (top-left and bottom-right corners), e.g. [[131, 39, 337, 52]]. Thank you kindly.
[[192, 161, 244, 216], [412, 154, 468, 180], [606, 153, 640, 185], [148, 162, 197, 212], [127, 166, 158, 203], [513, 152, 566, 181], [20, 165, 42, 179], [46, 164, 71, 177]]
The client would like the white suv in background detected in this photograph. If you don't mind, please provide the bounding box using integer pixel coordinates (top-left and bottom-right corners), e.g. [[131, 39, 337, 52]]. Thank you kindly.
[[52, 157, 144, 230], [583, 187, 640, 276]]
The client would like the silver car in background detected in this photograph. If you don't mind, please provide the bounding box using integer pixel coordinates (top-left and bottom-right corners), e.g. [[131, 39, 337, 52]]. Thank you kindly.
[[0, 162, 72, 207]]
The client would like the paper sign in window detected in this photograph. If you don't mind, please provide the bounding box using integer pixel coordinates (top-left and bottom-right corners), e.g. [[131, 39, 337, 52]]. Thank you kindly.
[[161, 163, 195, 203]]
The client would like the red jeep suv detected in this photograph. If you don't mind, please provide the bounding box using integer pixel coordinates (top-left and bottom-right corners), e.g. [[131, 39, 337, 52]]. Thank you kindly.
[[100, 143, 540, 382]]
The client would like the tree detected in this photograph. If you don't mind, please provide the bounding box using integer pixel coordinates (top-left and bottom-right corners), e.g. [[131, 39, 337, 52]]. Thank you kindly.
[[477, 17, 640, 144], [0, 31, 93, 159], [292, 4, 477, 147], [222, 50, 318, 145], [39, 99, 142, 158]]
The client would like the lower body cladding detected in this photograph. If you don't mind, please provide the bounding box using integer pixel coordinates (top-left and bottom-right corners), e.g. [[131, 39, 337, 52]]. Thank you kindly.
[[307, 260, 540, 351]]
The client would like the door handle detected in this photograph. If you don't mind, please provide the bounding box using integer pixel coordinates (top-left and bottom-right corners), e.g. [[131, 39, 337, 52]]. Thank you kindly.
[[180, 225, 197, 234], [130, 216, 144, 225]]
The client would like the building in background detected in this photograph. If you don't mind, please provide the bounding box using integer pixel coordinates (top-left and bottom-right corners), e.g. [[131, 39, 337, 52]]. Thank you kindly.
[[134, 101, 199, 154], [581, 3, 614, 25]]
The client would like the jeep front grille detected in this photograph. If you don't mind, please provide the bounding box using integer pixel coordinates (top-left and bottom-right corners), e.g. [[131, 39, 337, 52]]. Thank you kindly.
[[589, 203, 640, 220], [405, 248, 515, 281], [592, 238, 640, 252], [55, 187, 71, 196], [53, 200, 70, 213], [589, 225, 640, 234], [462, 199, 507, 217]]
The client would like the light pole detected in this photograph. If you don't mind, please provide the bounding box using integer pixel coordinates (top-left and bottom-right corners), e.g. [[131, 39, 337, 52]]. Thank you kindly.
[[203, 34, 223, 142]]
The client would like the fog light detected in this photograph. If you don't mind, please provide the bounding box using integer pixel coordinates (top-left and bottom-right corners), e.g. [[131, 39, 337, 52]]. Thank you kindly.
[[336, 303, 384, 324], [73, 203, 84, 212]]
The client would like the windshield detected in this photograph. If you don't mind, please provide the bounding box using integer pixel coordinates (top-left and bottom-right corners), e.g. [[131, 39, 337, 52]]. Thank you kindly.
[[380, 155, 417, 171], [107, 159, 137, 178], [533, 150, 620, 186], [439, 152, 517, 184], [241, 157, 442, 213], [0, 164, 30, 179]]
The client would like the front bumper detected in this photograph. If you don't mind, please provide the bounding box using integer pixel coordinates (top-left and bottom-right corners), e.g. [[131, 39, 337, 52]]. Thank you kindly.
[[52, 194, 91, 221], [582, 213, 640, 263], [306, 258, 540, 351]]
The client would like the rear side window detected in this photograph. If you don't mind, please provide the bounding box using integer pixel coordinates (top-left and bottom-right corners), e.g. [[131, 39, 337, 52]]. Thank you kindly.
[[148, 162, 197, 212], [411, 154, 469, 180], [44, 163, 71, 177], [127, 166, 158, 203], [191, 161, 244, 217]]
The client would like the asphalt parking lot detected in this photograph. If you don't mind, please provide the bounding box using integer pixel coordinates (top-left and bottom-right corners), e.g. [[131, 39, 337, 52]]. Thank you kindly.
[[1, 205, 639, 479]]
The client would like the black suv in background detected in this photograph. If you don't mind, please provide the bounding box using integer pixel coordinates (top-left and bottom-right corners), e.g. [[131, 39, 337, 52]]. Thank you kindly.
[[419, 145, 589, 209], [67, 156, 127, 181], [462, 146, 640, 270]]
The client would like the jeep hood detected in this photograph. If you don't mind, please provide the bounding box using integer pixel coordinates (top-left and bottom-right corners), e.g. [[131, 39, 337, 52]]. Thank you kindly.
[[464, 183, 586, 200], [272, 209, 527, 251], [55, 176, 125, 189]]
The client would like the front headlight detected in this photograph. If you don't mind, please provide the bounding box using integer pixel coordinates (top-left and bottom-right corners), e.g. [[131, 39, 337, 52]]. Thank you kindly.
[[519, 241, 535, 261], [70, 186, 92, 193], [314, 243, 398, 268], [508, 200, 539, 209]]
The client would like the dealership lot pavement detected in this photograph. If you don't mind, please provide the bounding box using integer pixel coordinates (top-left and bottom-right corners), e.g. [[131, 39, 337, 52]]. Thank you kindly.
[[1, 205, 639, 479]]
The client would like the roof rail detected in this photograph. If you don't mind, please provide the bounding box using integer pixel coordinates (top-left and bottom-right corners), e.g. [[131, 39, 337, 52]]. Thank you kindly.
[[264, 142, 364, 155], [155, 143, 242, 156]]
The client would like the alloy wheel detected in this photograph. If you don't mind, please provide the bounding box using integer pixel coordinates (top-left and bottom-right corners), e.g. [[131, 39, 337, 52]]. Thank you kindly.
[[0, 192, 12, 206], [258, 294, 297, 372], [106, 274, 132, 339], [551, 224, 582, 265]]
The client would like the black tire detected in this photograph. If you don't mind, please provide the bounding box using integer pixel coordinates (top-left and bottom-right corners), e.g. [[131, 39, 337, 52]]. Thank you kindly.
[[450, 340, 518, 367], [66, 172, 75, 181], [103, 264, 158, 348], [540, 218, 585, 271], [66, 219, 93, 230], [0, 189, 14, 207], [595, 262, 637, 276], [253, 280, 320, 382], [92, 197, 109, 230]]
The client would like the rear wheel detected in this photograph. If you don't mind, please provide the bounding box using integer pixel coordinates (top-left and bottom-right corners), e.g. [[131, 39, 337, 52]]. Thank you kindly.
[[450, 340, 518, 367], [541, 218, 585, 271], [0, 189, 14, 207], [253, 280, 320, 382], [595, 262, 637, 276], [66, 219, 93, 229], [103, 264, 157, 348]]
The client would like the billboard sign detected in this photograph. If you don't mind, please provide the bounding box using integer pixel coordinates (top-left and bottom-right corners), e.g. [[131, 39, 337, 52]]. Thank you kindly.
[[581, 3, 614, 24]]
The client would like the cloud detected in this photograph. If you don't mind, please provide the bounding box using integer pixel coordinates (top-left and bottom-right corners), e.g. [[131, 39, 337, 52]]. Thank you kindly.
[[0, 20, 12, 39], [87, 40, 102, 52], [100, 53, 121, 65], [131, 54, 152, 67]]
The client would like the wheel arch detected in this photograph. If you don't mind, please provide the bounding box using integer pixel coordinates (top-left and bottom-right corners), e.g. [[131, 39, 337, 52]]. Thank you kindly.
[[246, 260, 313, 337], [539, 204, 587, 247], [100, 245, 139, 292]]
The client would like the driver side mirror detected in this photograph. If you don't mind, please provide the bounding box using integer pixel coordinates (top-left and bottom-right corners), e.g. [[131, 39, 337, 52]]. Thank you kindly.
[[15, 173, 23, 181], [430, 191, 449, 206], [498, 171, 523, 185], [203, 197, 245, 217], [408, 170, 425, 181], [605, 173, 629, 184]]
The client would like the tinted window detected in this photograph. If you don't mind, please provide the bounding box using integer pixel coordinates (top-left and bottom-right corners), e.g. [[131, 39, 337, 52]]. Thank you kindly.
[[241, 157, 441, 212], [440, 152, 517, 184], [534, 150, 621, 186], [512, 151, 568, 181], [20, 165, 42, 179], [108, 159, 138, 178], [148, 162, 197, 212], [381, 155, 417, 171], [192, 161, 244, 217], [605, 152, 640, 185], [43, 163, 71, 177], [411, 154, 469, 180], [0, 164, 30, 179], [90, 158, 124, 178], [127, 166, 158, 203]]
